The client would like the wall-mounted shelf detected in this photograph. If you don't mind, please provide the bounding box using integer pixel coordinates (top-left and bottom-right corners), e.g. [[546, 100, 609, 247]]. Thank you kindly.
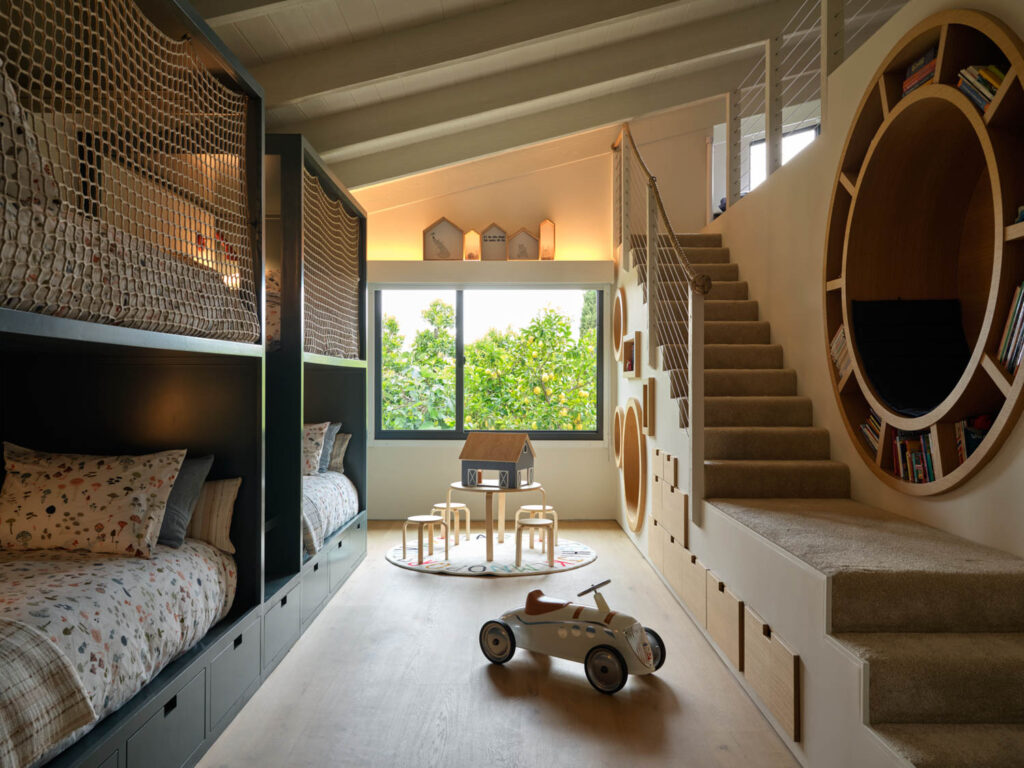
[[622, 330, 641, 378], [823, 10, 1024, 496]]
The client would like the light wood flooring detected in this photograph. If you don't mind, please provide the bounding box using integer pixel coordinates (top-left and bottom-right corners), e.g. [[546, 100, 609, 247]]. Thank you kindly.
[[198, 521, 798, 768]]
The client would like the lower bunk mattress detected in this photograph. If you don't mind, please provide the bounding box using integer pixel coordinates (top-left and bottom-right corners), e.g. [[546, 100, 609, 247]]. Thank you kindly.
[[302, 471, 359, 556], [0, 540, 236, 767]]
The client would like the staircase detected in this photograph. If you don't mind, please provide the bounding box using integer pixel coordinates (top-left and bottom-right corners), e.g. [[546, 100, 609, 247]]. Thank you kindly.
[[632, 232, 1024, 768]]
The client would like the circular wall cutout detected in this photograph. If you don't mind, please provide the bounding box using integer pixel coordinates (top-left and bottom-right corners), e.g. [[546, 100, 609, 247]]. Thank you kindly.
[[612, 288, 627, 361], [613, 406, 625, 468], [622, 398, 646, 533]]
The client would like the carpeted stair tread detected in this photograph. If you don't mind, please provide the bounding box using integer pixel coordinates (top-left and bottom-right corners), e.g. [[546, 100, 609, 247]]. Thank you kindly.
[[706, 427, 831, 460], [705, 460, 850, 498], [655, 262, 738, 281], [708, 499, 1024, 632], [874, 724, 1024, 768], [837, 633, 1024, 724], [706, 280, 749, 301], [705, 300, 759, 321], [705, 343, 783, 369], [705, 368, 797, 396], [705, 321, 771, 344], [684, 247, 732, 263], [706, 396, 812, 426]]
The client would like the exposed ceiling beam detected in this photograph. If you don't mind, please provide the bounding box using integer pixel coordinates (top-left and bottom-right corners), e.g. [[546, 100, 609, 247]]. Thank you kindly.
[[336, 57, 755, 188], [281, 0, 802, 158], [192, 0, 308, 27], [250, 0, 714, 107]]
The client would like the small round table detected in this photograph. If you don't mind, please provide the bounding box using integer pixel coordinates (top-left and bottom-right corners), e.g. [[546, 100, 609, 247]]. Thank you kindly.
[[447, 481, 546, 562]]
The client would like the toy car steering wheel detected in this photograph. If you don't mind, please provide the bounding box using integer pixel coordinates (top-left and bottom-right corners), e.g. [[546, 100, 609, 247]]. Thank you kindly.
[[577, 579, 611, 597]]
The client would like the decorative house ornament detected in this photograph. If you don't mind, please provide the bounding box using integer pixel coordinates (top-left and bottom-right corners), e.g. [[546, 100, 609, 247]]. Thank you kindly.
[[481, 223, 508, 261], [507, 228, 540, 261], [423, 217, 464, 261], [459, 432, 536, 489], [539, 219, 556, 260], [463, 229, 481, 261]]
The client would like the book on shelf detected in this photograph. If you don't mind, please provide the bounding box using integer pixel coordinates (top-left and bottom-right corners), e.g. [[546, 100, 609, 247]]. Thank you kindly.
[[830, 325, 853, 380], [891, 429, 936, 483], [859, 407, 882, 453], [954, 414, 993, 466], [902, 48, 937, 94], [956, 63, 1006, 113], [998, 282, 1024, 375], [1016, 205, 1024, 224]]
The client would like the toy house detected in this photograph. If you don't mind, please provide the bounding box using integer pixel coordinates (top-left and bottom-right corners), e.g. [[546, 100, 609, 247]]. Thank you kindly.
[[459, 432, 536, 489]]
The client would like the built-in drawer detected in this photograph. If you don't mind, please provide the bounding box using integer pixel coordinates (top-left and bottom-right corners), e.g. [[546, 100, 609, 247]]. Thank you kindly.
[[263, 581, 300, 669], [663, 533, 687, 597], [209, 616, 260, 731], [97, 751, 118, 768], [329, 514, 366, 591], [661, 484, 687, 544], [681, 551, 707, 627], [707, 570, 744, 671], [652, 476, 664, 519], [744, 606, 800, 742], [302, 555, 329, 624], [125, 669, 205, 768], [648, 518, 666, 572]]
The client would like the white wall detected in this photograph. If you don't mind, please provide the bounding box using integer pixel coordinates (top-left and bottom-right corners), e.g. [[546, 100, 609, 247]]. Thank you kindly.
[[706, 0, 1024, 558]]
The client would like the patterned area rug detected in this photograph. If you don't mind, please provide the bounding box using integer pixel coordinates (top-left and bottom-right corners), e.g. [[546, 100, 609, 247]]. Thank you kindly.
[[385, 531, 597, 576]]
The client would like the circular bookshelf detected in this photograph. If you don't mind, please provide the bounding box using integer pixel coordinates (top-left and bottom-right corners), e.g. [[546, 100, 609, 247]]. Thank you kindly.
[[613, 288, 627, 361], [824, 10, 1024, 495], [622, 398, 646, 531]]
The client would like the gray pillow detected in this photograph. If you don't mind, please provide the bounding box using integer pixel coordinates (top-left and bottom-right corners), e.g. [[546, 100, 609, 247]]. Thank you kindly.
[[158, 455, 214, 548], [318, 422, 342, 473]]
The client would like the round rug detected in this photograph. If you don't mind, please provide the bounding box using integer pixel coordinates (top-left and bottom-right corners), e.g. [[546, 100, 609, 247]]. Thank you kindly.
[[385, 531, 597, 576]]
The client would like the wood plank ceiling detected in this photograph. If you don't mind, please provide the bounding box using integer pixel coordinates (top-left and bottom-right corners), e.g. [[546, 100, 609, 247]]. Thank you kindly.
[[194, 0, 892, 187]]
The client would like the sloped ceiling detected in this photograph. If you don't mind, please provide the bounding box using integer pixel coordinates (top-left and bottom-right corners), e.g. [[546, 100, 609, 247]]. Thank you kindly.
[[195, 0, 824, 187]]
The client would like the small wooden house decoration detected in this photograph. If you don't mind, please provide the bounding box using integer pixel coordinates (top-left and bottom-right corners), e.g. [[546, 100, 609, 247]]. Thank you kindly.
[[423, 217, 464, 261], [508, 228, 539, 261], [463, 229, 481, 261], [481, 223, 507, 261], [459, 432, 536, 489], [539, 219, 555, 260]]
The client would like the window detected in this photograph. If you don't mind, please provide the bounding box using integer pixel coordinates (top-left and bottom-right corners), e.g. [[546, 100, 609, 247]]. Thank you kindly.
[[748, 124, 820, 191], [375, 288, 602, 439]]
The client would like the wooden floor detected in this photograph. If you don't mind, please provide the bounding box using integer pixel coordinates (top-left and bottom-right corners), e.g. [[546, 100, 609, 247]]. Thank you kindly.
[[198, 521, 798, 768]]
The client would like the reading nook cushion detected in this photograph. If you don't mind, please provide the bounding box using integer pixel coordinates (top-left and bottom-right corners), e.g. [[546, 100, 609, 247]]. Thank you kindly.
[[187, 478, 242, 554], [0, 443, 185, 557], [328, 433, 351, 473], [318, 422, 342, 473], [158, 455, 215, 548], [302, 422, 330, 475]]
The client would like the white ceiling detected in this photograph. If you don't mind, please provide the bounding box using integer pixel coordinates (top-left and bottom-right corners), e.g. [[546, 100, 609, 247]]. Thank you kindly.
[[195, 0, 902, 187]]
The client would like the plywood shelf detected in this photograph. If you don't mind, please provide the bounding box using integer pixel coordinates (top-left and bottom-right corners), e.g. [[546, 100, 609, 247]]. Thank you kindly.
[[823, 10, 1024, 496]]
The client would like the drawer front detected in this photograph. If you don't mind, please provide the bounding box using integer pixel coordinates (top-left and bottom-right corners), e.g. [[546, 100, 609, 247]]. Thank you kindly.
[[744, 607, 800, 742], [661, 484, 686, 543], [681, 552, 707, 628], [209, 617, 260, 730], [263, 583, 301, 668], [126, 670, 205, 768], [302, 556, 329, 623], [647, 519, 665, 572], [329, 515, 366, 591], [97, 752, 118, 768], [663, 533, 687, 597], [707, 571, 744, 671]]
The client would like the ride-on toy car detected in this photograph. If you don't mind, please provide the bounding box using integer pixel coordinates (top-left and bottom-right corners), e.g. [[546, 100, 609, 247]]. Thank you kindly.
[[479, 579, 666, 694]]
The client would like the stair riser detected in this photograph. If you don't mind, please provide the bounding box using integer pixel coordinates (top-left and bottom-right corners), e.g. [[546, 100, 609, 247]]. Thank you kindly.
[[705, 345, 783, 369], [705, 369, 797, 396], [705, 398, 812, 427], [705, 428, 831, 460], [704, 322, 771, 344], [866, 654, 1024, 724], [704, 464, 850, 498], [705, 301, 759, 321], [652, 263, 739, 281]]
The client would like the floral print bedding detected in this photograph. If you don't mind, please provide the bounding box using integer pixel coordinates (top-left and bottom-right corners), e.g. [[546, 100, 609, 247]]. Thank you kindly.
[[0, 540, 235, 728], [301, 471, 359, 555]]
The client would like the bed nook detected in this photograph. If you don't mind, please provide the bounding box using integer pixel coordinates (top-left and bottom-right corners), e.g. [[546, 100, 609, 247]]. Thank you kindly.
[[263, 133, 367, 670], [0, 1, 265, 767]]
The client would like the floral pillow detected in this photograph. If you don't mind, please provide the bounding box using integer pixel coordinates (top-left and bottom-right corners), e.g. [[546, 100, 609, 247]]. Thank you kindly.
[[0, 442, 185, 558], [302, 422, 330, 475]]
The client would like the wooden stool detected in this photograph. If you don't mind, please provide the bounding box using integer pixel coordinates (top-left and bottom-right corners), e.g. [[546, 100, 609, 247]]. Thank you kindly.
[[431, 502, 470, 545], [403, 514, 449, 565], [515, 518, 554, 567], [515, 504, 559, 550]]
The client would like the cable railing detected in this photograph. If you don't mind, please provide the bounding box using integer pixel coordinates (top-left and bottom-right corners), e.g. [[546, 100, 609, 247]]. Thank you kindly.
[[612, 123, 707, 502]]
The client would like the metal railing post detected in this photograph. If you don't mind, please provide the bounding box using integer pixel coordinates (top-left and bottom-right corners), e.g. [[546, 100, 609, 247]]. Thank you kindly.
[[646, 180, 659, 366], [726, 88, 742, 207], [688, 287, 705, 527], [766, 34, 783, 176], [821, 0, 845, 129], [621, 136, 632, 271]]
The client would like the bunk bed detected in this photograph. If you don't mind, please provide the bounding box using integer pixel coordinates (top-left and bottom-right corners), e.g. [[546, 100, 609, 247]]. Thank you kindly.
[[0, 1, 266, 766], [263, 133, 367, 669]]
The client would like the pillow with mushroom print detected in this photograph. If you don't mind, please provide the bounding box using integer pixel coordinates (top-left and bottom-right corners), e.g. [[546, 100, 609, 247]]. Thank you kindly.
[[0, 442, 185, 558]]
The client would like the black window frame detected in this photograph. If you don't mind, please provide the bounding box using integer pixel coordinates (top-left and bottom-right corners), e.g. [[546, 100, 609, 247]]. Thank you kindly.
[[374, 287, 604, 441]]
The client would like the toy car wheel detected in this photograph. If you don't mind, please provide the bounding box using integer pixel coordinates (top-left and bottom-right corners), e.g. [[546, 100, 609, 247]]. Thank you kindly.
[[479, 620, 516, 664], [584, 645, 628, 694], [644, 627, 666, 671]]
